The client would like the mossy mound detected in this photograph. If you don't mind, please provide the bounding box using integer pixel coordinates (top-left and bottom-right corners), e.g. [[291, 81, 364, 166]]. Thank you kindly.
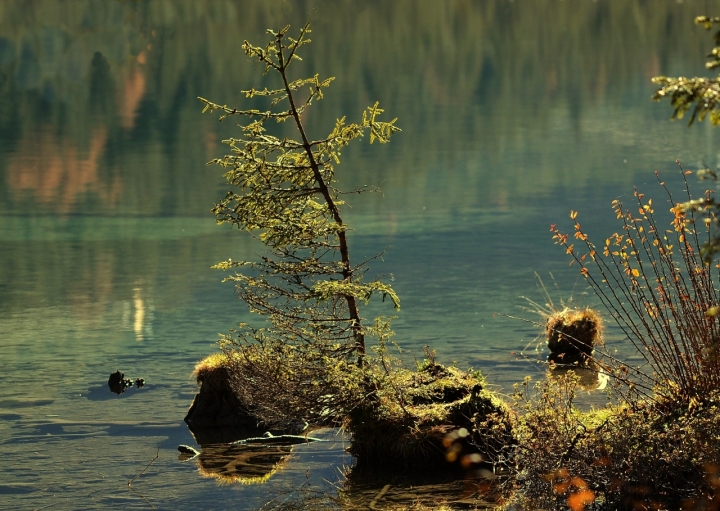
[[186, 349, 515, 473], [546, 307, 603, 366], [347, 361, 515, 470], [184, 353, 258, 431]]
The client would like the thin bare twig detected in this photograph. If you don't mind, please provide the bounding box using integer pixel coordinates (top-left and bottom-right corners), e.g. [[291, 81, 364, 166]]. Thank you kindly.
[[127, 448, 159, 511]]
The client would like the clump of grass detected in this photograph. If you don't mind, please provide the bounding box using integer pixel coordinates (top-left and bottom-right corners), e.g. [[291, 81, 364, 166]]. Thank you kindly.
[[518, 273, 604, 376], [217, 336, 360, 430], [545, 307, 604, 367]]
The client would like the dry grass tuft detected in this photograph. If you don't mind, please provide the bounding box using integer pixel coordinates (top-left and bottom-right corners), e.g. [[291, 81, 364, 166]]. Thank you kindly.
[[546, 307, 604, 367]]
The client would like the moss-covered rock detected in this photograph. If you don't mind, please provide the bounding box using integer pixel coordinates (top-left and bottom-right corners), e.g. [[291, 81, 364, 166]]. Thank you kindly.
[[346, 361, 515, 470]]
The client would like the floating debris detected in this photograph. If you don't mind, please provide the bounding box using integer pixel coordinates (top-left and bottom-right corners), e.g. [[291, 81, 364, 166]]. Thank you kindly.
[[107, 370, 145, 395]]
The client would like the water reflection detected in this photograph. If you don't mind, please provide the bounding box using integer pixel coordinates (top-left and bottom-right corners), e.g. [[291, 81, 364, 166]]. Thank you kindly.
[[178, 427, 501, 508], [2, 0, 719, 219], [547, 366, 609, 392], [191, 443, 293, 485], [7, 125, 116, 213], [132, 285, 154, 341]]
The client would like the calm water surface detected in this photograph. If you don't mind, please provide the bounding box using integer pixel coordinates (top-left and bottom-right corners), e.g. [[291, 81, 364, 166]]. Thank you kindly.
[[2, 1, 720, 508]]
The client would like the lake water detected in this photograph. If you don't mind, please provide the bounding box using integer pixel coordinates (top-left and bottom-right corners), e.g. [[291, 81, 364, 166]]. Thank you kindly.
[[2, 1, 720, 509]]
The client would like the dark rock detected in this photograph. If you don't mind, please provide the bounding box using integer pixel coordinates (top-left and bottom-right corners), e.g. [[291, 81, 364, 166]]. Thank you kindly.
[[108, 370, 128, 395], [184, 361, 257, 428], [107, 371, 145, 395]]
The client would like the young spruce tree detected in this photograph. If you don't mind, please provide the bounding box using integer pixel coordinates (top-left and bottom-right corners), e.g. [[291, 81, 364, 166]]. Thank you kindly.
[[198, 24, 400, 426]]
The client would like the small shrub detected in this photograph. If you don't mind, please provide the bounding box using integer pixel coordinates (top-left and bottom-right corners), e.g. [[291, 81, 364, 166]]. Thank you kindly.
[[506, 375, 720, 510], [199, 23, 400, 430], [551, 171, 720, 404]]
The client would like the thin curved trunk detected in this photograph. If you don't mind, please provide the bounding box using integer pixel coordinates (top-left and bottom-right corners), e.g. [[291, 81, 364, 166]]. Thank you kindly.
[[277, 45, 365, 355]]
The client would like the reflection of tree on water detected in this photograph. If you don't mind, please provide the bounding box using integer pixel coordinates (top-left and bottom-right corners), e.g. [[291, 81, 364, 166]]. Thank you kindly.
[[190, 443, 293, 485], [182, 423, 316, 486], [2, 1, 719, 220]]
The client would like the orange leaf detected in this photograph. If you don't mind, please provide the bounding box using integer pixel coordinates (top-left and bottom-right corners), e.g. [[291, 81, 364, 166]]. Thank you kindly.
[[570, 210, 578, 220], [568, 489, 596, 511]]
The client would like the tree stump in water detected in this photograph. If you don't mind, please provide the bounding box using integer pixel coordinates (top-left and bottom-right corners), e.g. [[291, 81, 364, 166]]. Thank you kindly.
[[546, 307, 603, 367], [184, 355, 257, 430]]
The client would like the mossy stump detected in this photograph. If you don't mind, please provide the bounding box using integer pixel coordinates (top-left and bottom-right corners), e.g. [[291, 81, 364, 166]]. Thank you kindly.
[[346, 362, 515, 471], [184, 354, 257, 431], [546, 307, 603, 367]]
